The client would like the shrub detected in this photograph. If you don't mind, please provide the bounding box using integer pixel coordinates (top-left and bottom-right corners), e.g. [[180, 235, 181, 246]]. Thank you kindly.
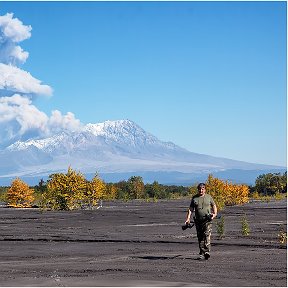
[[216, 216, 225, 239], [241, 214, 250, 236], [278, 226, 287, 245]]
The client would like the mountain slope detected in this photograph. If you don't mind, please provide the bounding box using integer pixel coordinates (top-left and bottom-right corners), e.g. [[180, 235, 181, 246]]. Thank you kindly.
[[0, 119, 284, 185]]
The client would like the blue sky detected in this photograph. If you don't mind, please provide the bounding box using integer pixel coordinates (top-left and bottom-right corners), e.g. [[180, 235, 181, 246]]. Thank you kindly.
[[0, 1, 286, 167]]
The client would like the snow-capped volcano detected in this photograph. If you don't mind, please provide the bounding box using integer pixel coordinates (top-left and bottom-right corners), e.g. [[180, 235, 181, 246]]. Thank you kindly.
[[7, 120, 181, 159], [0, 119, 284, 185]]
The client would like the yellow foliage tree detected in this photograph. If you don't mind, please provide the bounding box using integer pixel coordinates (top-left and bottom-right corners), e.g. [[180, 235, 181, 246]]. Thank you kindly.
[[206, 174, 226, 210], [42, 168, 108, 210], [7, 178, 35, 208], [85, 174, 106, 206], [206, 174, 249, 210], [43, 167, 86, 210]]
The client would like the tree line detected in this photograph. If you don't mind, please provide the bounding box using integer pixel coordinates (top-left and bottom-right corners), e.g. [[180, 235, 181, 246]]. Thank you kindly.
[[251, 172, 287, 196], [0, 167, 286, 211]]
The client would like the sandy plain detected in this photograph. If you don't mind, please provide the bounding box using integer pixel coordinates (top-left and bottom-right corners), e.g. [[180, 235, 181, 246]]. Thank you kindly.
[[0, 198, 286, 287]]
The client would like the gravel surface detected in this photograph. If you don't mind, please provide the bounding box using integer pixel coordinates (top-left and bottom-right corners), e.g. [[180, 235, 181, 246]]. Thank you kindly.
[[0, 198, 286, 286]]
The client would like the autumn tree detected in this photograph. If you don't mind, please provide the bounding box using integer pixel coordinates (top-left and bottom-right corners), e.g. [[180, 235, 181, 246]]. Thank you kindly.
[[205, 174, 249, 210], [85, 174, 106, 206], [42, 167, 86, 210], [205, 175, 226, 210], [7, 178, 35, 208], [41, 168, 109, 210]]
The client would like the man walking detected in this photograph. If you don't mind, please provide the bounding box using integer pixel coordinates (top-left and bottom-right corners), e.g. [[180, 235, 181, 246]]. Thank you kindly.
[[185, 183, 217, 260]]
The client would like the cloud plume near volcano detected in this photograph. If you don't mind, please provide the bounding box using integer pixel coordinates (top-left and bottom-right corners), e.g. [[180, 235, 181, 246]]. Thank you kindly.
[[0, 13, 82, 147]]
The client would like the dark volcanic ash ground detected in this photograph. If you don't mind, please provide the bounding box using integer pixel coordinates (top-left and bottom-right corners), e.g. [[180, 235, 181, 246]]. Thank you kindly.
[[0, 198, 286, 287]]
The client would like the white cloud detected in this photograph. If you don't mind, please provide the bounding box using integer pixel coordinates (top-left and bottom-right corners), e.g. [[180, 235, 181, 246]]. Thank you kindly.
[[9, 45, 29, 64], [0, 94, 48, 143], [0, 13, 31, 65], [48, 110, 83, 133], [0, 13, 31, 42], [0, 94, 83, 145], [0, 63, 53, 97], [0, 13, 83, 147], [0, 13, 52, 97]]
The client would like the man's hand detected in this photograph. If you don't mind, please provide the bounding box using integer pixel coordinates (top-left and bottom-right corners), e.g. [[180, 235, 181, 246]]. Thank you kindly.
[[212, 204, 218, 219], [185, 208, 192, 225], [211, 213, 217, 220]]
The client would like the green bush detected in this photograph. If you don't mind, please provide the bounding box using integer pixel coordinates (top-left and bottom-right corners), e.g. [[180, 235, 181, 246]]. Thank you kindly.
[[241, 214, 250, 236]]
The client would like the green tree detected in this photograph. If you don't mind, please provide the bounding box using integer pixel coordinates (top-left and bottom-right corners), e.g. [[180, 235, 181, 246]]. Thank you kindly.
[[104, 183, 118, 200], [127, 176, 145, 199], [34, 178, 47, 194], [255, 172, 287, 196], [144, 181, 167, 199], [0, 186, 8, 202], [151, 181, 167, 199], [216, 216, 225, 239], [114, 180, 129, 200]]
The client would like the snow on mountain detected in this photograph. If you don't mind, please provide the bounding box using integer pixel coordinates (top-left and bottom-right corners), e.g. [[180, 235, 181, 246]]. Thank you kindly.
[[8, 120, 177, 152], [0, 119, 284, 185], [7, 120, 186, 161], [84, 119, 162, 146]]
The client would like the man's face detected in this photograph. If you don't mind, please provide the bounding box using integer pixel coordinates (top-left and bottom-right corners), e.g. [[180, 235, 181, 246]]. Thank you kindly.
[[198, 186, 206, 196]]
